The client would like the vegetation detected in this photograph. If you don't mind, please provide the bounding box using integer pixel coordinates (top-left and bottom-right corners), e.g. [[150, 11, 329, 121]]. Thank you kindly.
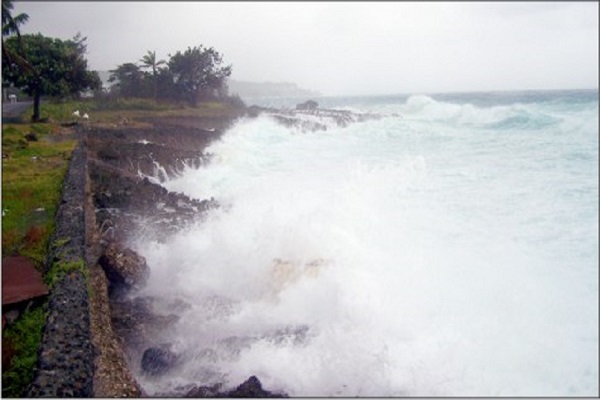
[[1, 0, 27, 38], [1, 123, 76, 263], [45, 258, 87, 290], [2, 33, 101, 121], [109, 45, 237, 106], [1, 105, 78, 397], [139, 50, 166, 103], [168, 45, 232, 104], [2, 307, 45, 398], [1, 0, 35, 80]]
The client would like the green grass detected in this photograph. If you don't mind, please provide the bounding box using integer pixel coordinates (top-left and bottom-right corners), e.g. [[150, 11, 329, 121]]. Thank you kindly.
[[45, 258, 87, 289], [1, 116, 76, 396], [1, 307, 46, 398], [2, 123, 75, 263]]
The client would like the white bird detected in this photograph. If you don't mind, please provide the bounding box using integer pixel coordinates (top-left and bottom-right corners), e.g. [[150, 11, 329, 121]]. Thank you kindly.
[[82, 113, 89, 120], [72, 110, 80, 118]]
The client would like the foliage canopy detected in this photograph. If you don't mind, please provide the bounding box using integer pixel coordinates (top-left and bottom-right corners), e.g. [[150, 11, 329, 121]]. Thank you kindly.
[[2, 33, 101, 121], [110, 45, 232, 105]]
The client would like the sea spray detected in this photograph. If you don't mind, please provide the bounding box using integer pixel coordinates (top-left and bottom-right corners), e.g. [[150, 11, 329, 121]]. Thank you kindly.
[[132, 90, 598, 396]]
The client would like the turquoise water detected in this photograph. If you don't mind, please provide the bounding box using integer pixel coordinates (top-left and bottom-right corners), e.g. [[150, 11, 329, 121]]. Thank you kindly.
[[134, 90, 598, 396]]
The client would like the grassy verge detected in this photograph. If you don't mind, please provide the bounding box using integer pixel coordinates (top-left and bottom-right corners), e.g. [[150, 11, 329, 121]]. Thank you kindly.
[[2, 113, 77, 396], [1, 123, 76, 263]]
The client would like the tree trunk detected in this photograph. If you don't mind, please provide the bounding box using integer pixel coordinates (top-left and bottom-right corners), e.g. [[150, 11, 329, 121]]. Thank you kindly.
[[31, 90, 41, 122], [153, 78, 158, 104]]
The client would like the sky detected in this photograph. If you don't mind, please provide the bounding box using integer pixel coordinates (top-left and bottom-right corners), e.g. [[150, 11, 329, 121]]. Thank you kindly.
[[12, 1, 600, 97]]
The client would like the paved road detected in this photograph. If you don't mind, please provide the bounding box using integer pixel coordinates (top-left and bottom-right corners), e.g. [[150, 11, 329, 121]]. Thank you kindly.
[[2, 100, 33, 121]]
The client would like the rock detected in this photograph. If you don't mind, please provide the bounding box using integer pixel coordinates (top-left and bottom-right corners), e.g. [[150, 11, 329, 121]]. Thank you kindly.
[[98, 242, 149, 294], [24, 132, 38, 142], [2, 256, 49, 306], [111, 296, 180, 357], [296, 100, 319, 110], [225, 376, 287, 398], [60, 121, 78, 127], [183, 383, 223, 398], [141, 345, 178, 376], [246, 105, 262, 118], [182, 376, 287, 398]]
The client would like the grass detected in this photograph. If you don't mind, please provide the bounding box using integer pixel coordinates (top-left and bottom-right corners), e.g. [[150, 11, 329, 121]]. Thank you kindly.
[[1, 307, 46, 398], [2, 105, 76, 397], [45, 258, 87, 290], [2, 122, 75, 264], [15, 97, 244, 131]]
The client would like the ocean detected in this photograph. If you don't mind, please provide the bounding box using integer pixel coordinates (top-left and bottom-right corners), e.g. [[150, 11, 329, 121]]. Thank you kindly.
[[132, 89, 598, 396]]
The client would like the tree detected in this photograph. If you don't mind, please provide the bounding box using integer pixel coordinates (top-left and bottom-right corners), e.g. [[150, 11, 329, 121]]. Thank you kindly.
[[1, 0, 36, 89], [2, 33, 101, 121], [2, 0, 28, 42], [155, 67, 177, 101], [168, 45, 231, 105], [139, 50, 166, 102], [108, 62, 145, 98]]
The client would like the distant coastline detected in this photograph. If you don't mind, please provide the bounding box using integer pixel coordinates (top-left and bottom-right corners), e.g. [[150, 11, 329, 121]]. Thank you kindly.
[[226, 79, 321, 99]]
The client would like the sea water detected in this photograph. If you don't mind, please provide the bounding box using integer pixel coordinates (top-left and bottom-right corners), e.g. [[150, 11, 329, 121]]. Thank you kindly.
[[132, 89, 598, 396]]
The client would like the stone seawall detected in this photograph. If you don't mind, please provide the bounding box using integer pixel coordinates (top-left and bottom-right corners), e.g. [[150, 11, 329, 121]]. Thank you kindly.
[[28, 138, 95, 397], [27, 131, 142, 397]]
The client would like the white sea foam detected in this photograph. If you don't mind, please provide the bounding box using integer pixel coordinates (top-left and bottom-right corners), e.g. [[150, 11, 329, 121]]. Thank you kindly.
[[132, 91, 598, 396]]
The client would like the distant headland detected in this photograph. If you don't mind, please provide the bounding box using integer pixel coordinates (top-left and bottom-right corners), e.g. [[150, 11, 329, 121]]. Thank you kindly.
[[226, 79, 321, 99]]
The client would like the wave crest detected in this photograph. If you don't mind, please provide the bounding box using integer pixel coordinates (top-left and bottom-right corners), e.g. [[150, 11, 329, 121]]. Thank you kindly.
[[401, 95, 561, 130]]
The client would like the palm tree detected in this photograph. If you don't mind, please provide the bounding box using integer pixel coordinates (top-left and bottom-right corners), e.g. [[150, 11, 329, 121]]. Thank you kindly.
[[139, 50, 166, 102], [2, 0, 36, 99], [2, 0, 28, 38]]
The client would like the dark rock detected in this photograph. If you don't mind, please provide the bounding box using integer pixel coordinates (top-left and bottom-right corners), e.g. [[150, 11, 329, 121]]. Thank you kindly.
[[28, 272, 94, 397], [250, 105, 382, 133], [296, 100, 319, 110], [247, 105, 262, 118], [99, 242, 149, 294], [111, 296, 180, 357], [184, 383, 223, 398], [182, 376, 287, 398], [24, 132, 38, 141], [225, 376, 287, 398], [60, 121, 78, 127], [141, 345, 178, 375]]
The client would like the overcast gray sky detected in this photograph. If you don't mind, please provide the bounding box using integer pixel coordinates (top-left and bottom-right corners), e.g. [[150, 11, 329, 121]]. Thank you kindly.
[[13, 1, 599, 96]]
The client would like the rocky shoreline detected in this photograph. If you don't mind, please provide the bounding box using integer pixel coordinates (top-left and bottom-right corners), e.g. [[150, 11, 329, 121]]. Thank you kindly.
[[85, 111, 258, 397], [29, 103, 383, 396]]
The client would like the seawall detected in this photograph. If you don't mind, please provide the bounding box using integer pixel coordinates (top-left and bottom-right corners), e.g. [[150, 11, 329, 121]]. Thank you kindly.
[[27, 138, 95, 396]]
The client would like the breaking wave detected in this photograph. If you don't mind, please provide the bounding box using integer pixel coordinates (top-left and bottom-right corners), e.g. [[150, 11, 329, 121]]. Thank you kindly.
[[131, 90, 598, 396]]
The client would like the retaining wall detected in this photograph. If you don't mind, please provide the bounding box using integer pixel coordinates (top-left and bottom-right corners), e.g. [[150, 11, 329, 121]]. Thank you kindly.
[[27, 138, 95, 397]]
